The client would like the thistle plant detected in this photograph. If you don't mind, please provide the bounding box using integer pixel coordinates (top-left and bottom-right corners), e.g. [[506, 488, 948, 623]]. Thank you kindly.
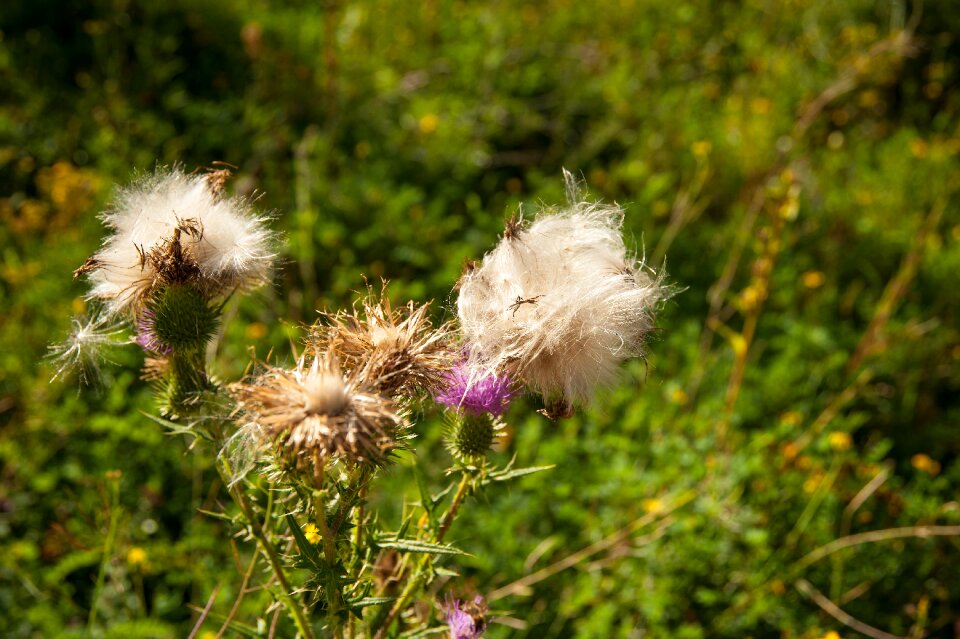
[[68, 166, 277, 416], [53, 167, 667, 638]]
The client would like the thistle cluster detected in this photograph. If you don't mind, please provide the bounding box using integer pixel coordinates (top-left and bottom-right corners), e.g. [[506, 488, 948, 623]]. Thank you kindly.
[[54, 168, 668, 638], [230, 291, 455, 471]]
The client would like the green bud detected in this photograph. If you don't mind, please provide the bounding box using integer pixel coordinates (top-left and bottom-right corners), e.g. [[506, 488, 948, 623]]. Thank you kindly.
[[150, 284, 219, 351], [447, 413, 497, 461]]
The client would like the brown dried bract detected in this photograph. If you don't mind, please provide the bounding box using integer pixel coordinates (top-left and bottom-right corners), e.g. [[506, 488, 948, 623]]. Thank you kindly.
[[73, 256, 101, 279], [453, 259, 479, 291], [315, 287, 455, 397], [141, 355, 170, 382], [200, 161, 237, 197], [144, 225, 203, 295]]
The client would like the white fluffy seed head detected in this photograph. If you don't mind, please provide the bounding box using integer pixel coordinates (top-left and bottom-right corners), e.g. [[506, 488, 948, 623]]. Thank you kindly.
[[85, 168, 276, 314], [456, 174, 666, 408]]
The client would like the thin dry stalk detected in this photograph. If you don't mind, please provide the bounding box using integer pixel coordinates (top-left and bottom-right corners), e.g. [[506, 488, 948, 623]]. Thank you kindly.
[[843, 466, 891, 535], [795, 578, 905, 639], [187, 584, 221, 639], [831, 465, 892, 599], [650, 160, 712, 266], [216, 551, 260, 639], [795, 525, 960, 572], [794, 30, 917, 137], [687, 23, 919, 404], [846, 199, 945, 373]]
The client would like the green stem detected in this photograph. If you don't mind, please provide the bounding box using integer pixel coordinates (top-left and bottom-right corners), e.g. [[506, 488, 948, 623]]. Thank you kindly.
[[373, 472, 473, 638], [436, 472, 472, 544], [165, 348, 210, 417], [311, 488, 347, 625], [229, 483, 317, 639], [88, 475, 122, 631]]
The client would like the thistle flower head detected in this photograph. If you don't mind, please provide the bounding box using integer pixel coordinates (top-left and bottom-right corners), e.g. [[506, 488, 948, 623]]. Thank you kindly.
[[317, 288, 455, 397], [456, 171, 666, 416], [228, 350, 405, 467], [48, 309, 129, 385], [435, 359, 517, 417], [79, 167, 276, 315], [443, 595, 488, 639]]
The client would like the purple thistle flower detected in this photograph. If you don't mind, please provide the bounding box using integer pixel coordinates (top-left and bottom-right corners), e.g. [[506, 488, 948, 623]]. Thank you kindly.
[[435, 361, 517, 417], [135, 309, 172, 354], [443, 595, 487, 639]]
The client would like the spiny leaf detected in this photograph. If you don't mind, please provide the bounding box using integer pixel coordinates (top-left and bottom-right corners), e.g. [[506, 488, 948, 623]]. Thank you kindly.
[[286, 513, 325, 571], [434, 566, 460, 578], [377, 539, 470, 556], [348, 596, 394, 608], [141, 411, 205, 439], [485, 463, 555, 484], [196, 508, 237, 523]]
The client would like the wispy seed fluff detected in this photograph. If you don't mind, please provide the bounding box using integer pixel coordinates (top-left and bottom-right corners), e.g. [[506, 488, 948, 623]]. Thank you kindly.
[[48, 309, 129, 385], [79, 167, 276, 314], [228, 351, 405, 467], [456, 172, 666, 417]]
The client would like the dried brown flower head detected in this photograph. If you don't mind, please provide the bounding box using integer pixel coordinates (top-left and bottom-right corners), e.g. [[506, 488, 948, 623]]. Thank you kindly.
[[315, 290, 455, 397], [229, 351, 404, 466]]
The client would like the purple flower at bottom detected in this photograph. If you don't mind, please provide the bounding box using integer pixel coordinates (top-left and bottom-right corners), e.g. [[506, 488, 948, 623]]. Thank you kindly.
[[135, 309, 172, 354], [444, 595, 487, 639], [434, 361, 518, 417]]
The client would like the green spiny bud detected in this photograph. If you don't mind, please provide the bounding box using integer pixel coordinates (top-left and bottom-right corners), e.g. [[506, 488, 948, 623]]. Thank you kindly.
[[446, 413, 498, 461], [150, 284, 219, 351]]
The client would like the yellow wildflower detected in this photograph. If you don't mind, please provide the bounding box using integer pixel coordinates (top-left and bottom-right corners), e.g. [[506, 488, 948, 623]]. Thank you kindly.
[[802, 271, 825, 289], [418, 114, 439, 135], [911, 453, 941, 476], [303, 523, 322, 545], [828, 432, 852, 452], [127, 547, 148, 567], [642, 498, 663, 514]]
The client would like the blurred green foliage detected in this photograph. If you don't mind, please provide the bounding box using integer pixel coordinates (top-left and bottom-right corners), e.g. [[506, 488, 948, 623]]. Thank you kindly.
[[2, 0, 959, 637]]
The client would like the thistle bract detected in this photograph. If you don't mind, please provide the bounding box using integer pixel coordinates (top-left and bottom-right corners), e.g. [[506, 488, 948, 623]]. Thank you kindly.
[[446, 413, 499, 461], [149, 284, 220, 351], [319, 292, 455, 397]]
